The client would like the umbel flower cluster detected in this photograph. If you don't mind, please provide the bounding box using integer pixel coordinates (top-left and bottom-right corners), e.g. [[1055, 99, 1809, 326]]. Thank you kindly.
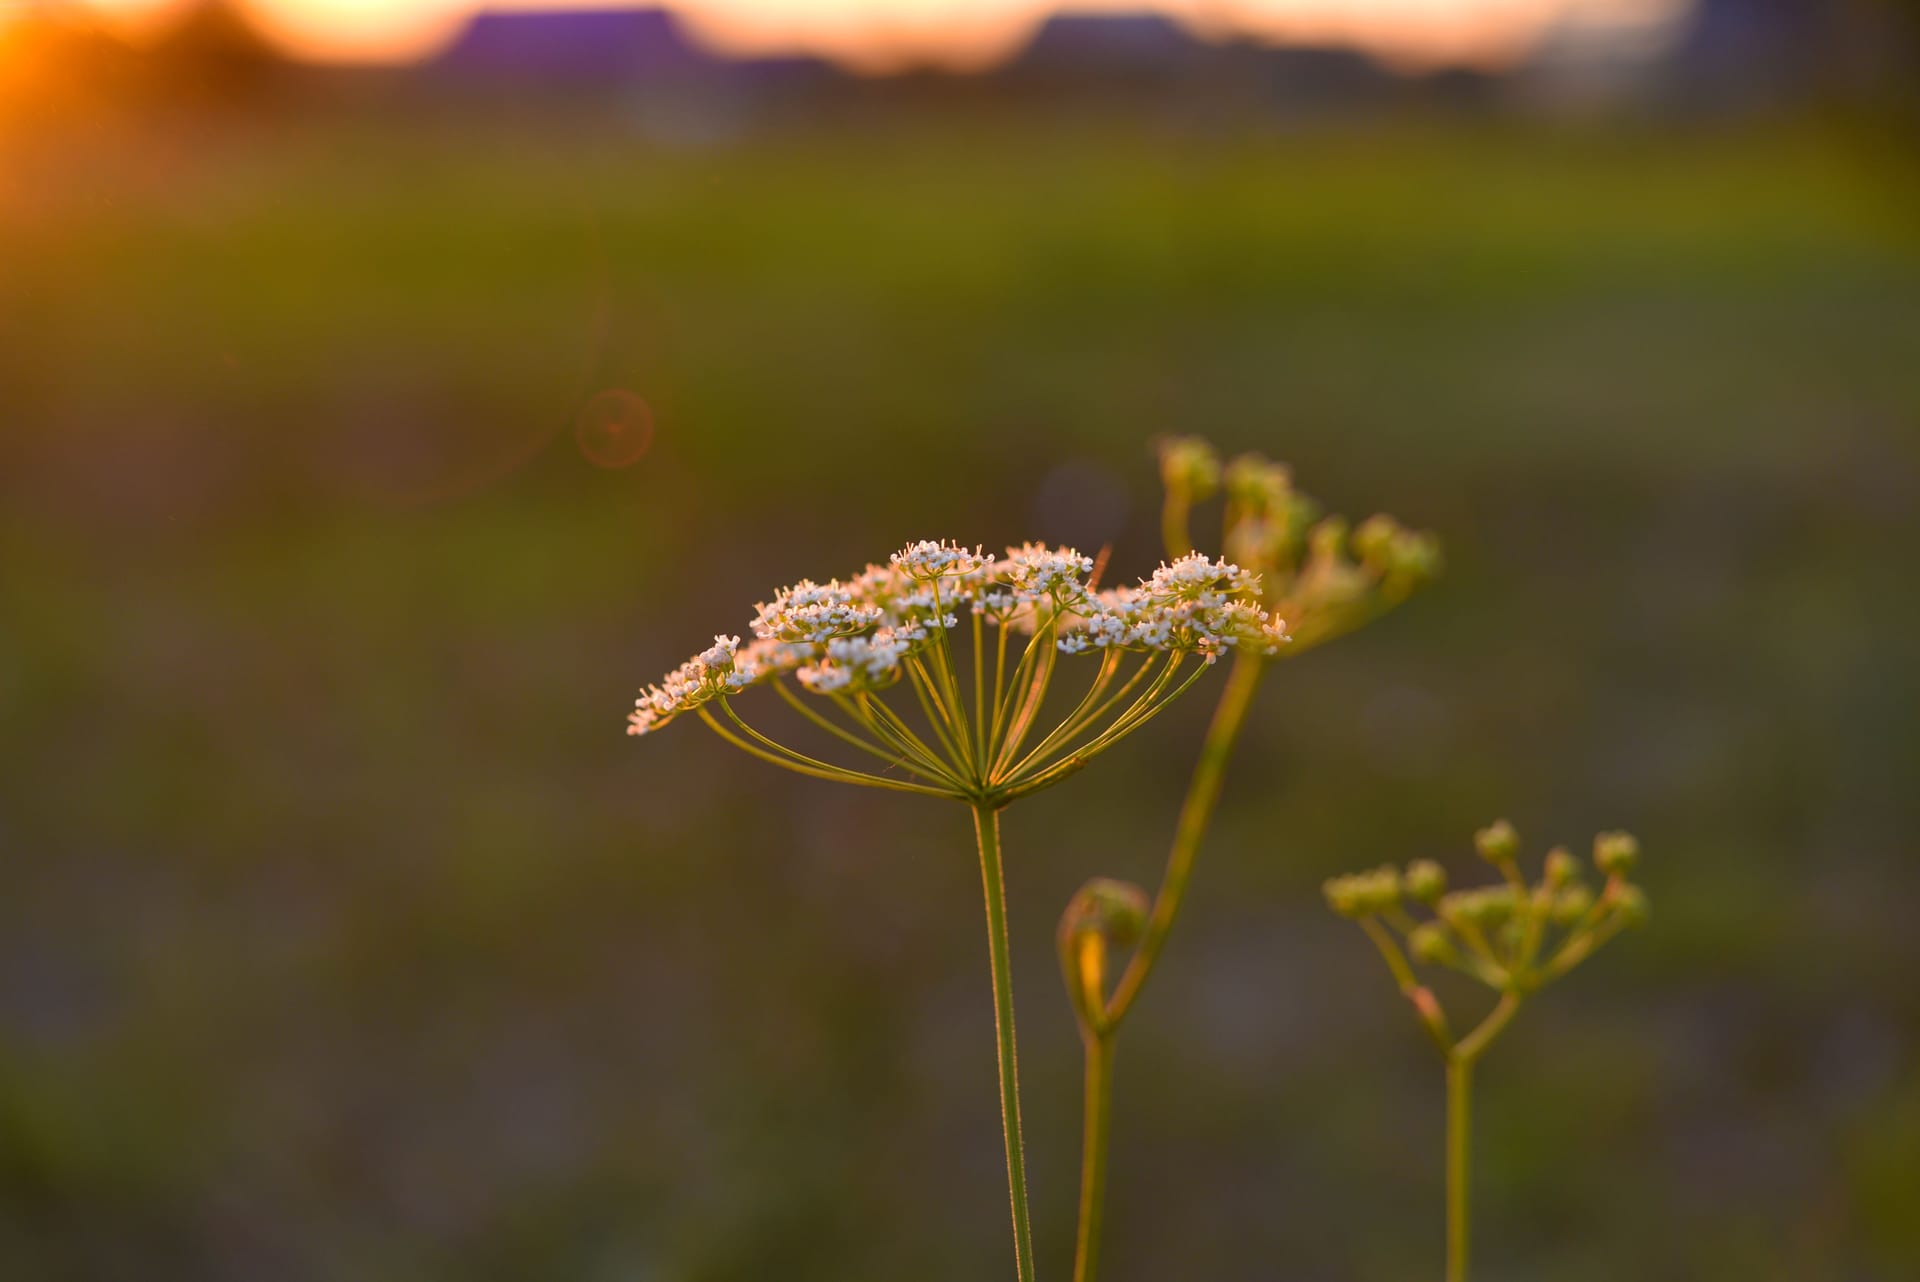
[[1159, 436, 1439, 654], [1325, 821, 1650, 1282], [627, 539, 1289, 804], [1325, 820, 1648, 1023]]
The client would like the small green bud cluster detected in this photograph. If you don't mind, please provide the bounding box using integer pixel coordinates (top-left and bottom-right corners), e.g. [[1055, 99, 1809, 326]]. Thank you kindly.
[[1325, 821, 1650, 1010], [1158, 436, 1222, 502], [1543, 846, 1580, 888], [1404, 859, 1447, 902], [1594, 830, 1639, 877], [1407, 920, 1455, 964], [1151, 437, 1440, 660], [1224, 453, 1291, 509], [1438, 885, 1519, 929], [1473, 819, 1518, 862], [1352, 513, 1440, 582], [1322, 865, 1403, 918]]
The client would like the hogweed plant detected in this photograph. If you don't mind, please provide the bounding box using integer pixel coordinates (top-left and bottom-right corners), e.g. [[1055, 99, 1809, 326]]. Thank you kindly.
[[1053, 438, 1438, 1282], [626, 532, 1291, 1282], [1325, 822, 1650, 1282]]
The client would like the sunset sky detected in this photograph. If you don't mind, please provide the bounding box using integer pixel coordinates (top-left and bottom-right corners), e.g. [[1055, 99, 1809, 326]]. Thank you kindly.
[[62, 0, 1693, 73]]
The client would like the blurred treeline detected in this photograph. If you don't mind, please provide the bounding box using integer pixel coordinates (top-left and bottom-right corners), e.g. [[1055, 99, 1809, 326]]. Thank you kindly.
[[3, 6, 1920, 1281]]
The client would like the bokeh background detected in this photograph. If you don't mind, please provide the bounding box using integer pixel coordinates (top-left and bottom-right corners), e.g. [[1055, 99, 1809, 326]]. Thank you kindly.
[[4, 2, 1920, 1278]]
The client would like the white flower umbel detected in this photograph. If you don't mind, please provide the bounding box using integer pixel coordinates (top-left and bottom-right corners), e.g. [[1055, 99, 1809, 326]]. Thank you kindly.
[[1073, 555, 1289, 664], [624, 535, 1285, 1282], [628, 539, 1284, 805]]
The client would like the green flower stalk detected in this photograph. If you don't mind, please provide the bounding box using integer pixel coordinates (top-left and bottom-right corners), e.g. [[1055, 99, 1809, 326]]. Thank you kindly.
[[1325, 823, 1650, 1282], [1061, 438, 1439, 1282], [628, 537, 1289, 1282]]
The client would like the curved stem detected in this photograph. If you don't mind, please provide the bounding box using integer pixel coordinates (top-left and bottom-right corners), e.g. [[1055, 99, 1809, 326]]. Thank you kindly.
[[1072, 1032, 1115, 1282], [972, 803, 1037, 1282], [1455, 991, 1522, 1063], [1105, 652, 1266, 1024]]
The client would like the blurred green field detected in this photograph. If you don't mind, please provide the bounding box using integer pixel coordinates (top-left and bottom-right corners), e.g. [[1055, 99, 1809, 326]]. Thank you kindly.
[[3, 112, 1919, 1281]]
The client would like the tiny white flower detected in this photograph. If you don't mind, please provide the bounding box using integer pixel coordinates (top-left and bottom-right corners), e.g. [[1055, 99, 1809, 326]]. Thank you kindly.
[[889, 539, 992, 581]]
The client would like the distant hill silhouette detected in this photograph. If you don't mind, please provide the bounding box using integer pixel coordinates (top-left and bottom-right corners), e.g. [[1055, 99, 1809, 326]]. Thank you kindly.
[[434, 7, 717, 87], [143, 0, 285, 103]]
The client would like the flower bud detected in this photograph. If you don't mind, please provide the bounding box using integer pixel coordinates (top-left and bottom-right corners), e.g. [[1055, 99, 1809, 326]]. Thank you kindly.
[[1323, 866, 1400, 918], [1158, 437, 1221, 502], [1439, 886, 1513, 930], [1390, 530, 1441, 583], [1544, 847, 1580, 889], [1612, 884, 1650, 927], [1474, 819, 1519, 864], [1477, 886, 1518, 927], [1408, 921, 1454, 965], [1060, 877, 1152, 951], [1550, 883, 1594, 926], [1594, 830, 1639, 877], [1224, 454, 1291, 513], [1323, 874, 1369, 918], [1404, 859, 1447, 903], [1352, 514, 1402, 568], [1307, 516, 1348, 565]]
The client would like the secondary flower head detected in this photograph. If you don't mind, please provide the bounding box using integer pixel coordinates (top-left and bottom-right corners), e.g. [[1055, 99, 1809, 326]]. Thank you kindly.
[[629, 538, 1281, 803], [749, 580, 886, 645], [1074, 556, 1289, 663], [1003, 542, 1095, 599], [1326, 824, 1649, 1023], [890, 539, 994, 581], [1155, 439, 1440, 657]]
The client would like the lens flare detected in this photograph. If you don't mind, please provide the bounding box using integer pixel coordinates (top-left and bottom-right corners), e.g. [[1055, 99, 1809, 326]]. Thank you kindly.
[[575, 388, 655, 469]]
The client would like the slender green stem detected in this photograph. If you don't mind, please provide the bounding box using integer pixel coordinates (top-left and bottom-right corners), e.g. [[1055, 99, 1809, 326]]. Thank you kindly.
[[1442, 991, 1519, 1282], [972, 803, 1037, 1282], [989, 614, 1052, 764], [771, 680, 954, 784], [905, 656, 969, 769], [1454, 991, 1521, 1063], [1359, 917, 1453, 1053], [993, 619, 1060, 778], [1072, 1032, 1115, 1282], [974, 610, 989, 777], [1446, 1056, 1472, 1282], [992, 621, 1011, 737], [847, 692, 952, 780], [697, 707, 955, 799], [999, 659, 1208, 803], [1036, 654, 1193, 770], [1162, 493, 1192, 561], [1105, 651, 1266, 1024], [1003, 650, 1124, 782]]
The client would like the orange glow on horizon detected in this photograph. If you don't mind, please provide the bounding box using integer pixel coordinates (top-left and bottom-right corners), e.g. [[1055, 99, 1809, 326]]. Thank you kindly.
[[46, 0, 1692, 74]]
